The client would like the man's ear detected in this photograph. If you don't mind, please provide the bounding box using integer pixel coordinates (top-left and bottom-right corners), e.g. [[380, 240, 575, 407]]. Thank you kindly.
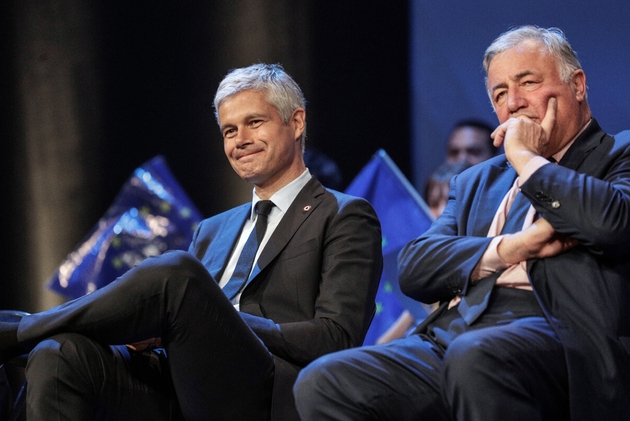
[[572, 69, 587, 102], [291, 108, 306, 139]]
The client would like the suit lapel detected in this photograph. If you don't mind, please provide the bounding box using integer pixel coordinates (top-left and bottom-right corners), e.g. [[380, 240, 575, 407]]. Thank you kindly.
[[557, 119, 602, 170], [467, 161, 517, 236], [208, 205, 251, 280], [248, 178, 325, 281]]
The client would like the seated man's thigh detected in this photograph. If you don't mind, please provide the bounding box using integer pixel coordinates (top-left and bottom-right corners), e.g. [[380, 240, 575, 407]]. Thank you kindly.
[[443, 316, 568, 421], [295, 334, 451, 421]]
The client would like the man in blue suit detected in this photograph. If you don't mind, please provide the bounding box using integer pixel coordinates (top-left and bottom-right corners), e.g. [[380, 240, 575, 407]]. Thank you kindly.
[[0, 64, 383, 420], [294, 25, 630, 420]]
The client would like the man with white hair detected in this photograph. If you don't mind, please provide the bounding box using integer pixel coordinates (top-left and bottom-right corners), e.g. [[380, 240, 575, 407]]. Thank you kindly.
[[294, 25, 630, 421], [0, 63, 382, 421]]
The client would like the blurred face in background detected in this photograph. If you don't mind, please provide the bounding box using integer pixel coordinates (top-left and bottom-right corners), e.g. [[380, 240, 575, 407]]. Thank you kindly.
[[446, 126, 494, 166]]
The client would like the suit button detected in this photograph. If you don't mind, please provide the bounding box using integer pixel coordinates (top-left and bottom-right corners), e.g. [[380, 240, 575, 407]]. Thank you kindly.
[[536, 191, 552, 202], [551, 200, 560, 208]]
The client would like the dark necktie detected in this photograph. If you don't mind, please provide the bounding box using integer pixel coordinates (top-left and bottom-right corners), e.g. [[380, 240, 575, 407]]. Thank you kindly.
[[499, 190, 532, 235], [222, 200, 275, 300], [457, 189, 531, 324]]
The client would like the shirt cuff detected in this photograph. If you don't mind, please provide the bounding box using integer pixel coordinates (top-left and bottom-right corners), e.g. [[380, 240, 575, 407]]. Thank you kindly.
[[471, 236, 510, 281], [518, 156, 550, 186]]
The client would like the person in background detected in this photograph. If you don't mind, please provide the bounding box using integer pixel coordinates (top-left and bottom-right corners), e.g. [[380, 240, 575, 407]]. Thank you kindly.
[[0, 63, 382, 421], [294, 25, 630, 420], [446, 119, 498, 166], [424, 161, 471, 219]]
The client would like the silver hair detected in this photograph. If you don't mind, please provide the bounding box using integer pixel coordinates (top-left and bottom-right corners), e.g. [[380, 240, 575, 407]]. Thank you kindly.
[[483, 25, 582, 83], [213, 63, 307, 148]]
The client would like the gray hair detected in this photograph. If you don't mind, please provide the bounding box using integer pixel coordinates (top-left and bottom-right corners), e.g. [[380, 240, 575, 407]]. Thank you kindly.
[[483, 25, 582, 83], [213, 63, 307, 148]]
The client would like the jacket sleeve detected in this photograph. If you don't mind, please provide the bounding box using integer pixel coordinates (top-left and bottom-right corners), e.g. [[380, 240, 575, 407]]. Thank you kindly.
[[398, 172, 493, 305], [521, 143, 630, 257]]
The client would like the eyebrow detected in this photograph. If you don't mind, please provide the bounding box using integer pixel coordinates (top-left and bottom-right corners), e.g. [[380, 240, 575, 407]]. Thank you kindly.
[[490, 70, 534, 95], [220, 112, 269, 132]]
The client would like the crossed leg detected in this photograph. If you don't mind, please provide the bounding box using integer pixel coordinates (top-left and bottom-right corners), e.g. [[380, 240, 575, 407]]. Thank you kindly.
[[19, 251, 274, 421]]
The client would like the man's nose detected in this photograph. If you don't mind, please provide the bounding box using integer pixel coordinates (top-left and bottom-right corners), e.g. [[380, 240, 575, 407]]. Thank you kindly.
[[234, 128, 252, 147], [507, 89, 527, 113]]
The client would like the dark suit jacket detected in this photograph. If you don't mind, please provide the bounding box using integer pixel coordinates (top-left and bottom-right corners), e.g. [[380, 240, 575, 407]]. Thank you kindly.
[[399, 120, 630, 420], [188, 177, 383, 420]]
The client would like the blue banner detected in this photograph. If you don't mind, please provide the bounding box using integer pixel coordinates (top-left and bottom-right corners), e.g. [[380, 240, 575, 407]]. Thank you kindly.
[[345, 149, 434, 345], [48, 156, 203, 299]]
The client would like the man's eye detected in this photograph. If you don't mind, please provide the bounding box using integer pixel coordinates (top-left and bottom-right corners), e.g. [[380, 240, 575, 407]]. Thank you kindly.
[[522, 79, 539, 88], [224, 128, 235, 137]]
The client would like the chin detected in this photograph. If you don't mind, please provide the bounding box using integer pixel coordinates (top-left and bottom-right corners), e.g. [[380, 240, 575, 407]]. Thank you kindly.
[[240, 171, 264, 184]]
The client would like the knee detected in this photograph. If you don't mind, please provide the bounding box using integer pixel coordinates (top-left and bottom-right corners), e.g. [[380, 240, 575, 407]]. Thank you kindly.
[[26, 333, 106, 387], [153, 250, 203, 272], [141, 250, 208, 279], [294, 355, 334, 397], [444, 333, 489, 369], [442, 331, 502, 389], [294, 352, 353, 406], [124, 250, 213, 293], [134, 250, 210, 280]]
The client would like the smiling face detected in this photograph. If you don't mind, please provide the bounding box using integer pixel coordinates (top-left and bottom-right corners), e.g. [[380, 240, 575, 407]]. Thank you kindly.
[[218, 89, 306, 198], [486, 40, 590, 155]]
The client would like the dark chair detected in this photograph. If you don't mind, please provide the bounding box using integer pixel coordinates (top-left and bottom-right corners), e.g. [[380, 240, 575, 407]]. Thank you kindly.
[[0, 310, 29, 421]]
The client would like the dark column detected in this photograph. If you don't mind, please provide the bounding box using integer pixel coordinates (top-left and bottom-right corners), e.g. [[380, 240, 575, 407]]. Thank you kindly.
[[10, 0, 104, 311]]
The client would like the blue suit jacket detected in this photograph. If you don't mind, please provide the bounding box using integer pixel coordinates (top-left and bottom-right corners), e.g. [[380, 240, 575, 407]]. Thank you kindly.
[[188, 177, 383, 420], [399, 120, 630, 420]]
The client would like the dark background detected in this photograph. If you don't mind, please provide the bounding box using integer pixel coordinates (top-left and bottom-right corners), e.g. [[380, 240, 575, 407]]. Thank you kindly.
[[91, 1, 411, 218], [410, 1, 630, 190], [1, 1, 629, 312], [0, 1, 410, 311]]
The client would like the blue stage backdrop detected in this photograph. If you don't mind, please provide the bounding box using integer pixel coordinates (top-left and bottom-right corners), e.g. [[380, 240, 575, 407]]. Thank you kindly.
[[48, 156, 203, 299], [411, 0, 630, 191], [345, 149, 435, 345]]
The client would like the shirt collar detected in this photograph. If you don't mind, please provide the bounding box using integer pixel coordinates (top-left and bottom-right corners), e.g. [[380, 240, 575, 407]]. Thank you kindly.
[[249, 169, 312, 219]]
